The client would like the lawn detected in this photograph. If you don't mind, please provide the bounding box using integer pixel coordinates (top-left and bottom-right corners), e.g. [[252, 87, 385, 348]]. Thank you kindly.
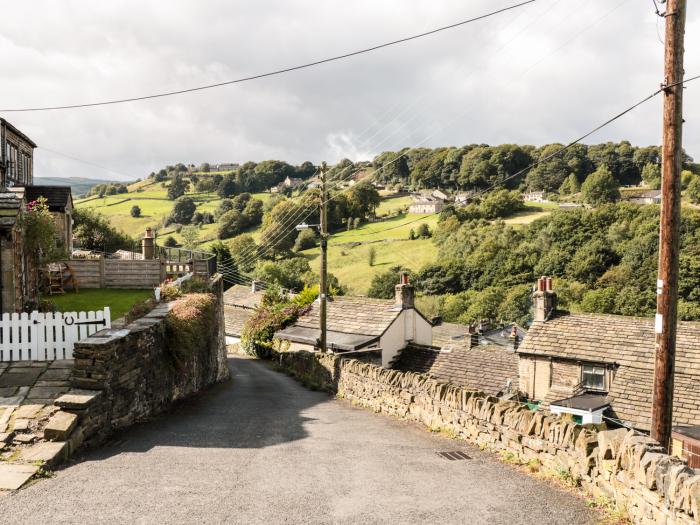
[[47, 288, 153, 320], [502, 204, 555, 226]]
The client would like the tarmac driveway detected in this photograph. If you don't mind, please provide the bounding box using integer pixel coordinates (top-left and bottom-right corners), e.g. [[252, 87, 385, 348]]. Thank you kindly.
[[0, 355, 597, 524]]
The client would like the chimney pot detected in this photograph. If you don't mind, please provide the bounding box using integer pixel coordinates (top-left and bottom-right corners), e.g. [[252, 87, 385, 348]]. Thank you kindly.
[[394, 272, 414, 309], [533, 276, 557, 322]]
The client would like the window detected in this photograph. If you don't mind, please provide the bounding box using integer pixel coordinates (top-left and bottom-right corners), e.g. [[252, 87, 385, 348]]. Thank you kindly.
[[581, 365, 606, 391], [5, 142, 18, 184]]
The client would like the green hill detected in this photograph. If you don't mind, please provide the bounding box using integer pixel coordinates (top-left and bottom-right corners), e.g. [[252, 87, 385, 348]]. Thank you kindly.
[[35, 176, 125, 196]]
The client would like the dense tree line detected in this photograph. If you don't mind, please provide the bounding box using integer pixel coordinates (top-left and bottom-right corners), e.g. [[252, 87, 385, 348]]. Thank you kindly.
[[86, 183, 129, 198], [372, 142, 698, 193], [380, 202, 700, 324]]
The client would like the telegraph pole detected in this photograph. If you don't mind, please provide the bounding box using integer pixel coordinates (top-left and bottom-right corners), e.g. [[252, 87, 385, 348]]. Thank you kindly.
[[651, 0, 686, 450], [319, 162, 328, 353]]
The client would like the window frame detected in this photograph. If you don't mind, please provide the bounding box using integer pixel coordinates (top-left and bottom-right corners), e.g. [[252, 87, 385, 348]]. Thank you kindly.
[[581, 364, 607, 392]]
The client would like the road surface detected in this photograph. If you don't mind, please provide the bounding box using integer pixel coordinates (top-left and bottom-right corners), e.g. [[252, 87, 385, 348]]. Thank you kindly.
[[0, 355, 597, 524]]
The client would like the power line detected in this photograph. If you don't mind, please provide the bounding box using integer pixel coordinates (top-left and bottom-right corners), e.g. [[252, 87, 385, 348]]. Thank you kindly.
[[0, 1, 535, 113], [348, 74, 700, 238]]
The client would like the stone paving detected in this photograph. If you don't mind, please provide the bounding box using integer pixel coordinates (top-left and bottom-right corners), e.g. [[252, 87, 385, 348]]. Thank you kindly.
[[0, 360, 74, 490]]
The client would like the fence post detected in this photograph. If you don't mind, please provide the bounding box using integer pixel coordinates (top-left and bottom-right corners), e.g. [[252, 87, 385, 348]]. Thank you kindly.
[[99, 256, 106, 288]]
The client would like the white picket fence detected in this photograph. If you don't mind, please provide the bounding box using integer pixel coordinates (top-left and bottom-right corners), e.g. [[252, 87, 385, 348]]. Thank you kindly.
[[0, 307, 111, 362]]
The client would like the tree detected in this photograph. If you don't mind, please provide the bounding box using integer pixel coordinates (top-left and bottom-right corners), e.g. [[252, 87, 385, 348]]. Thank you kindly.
[[200, 162, 211, 173], [167, 174, 189, 200], [180, 225, 200, 249], [130, 205, 141, 218], [687, 176, 700, 204], [294, 228, 317, 251], [72, 208, 133, 252], [163, 235, 178, 247], [367, 266, 412, 299], [641, 162, 661, 189], [478, 189, 524, 219], [154, 169, 168, 182], [417, 223, 431, 238], [559, 173, 581, 195], [347, 181, 381, 218], [581, 165, 620, 206], [169, 197, 196, 225], [368, 246, 377, 266], [353, 217, 361, 229], [215, 199, 234, 219], [229, 234, 257, 272], [254, 257, 312, 291], [217, 210, 243, 239], [408, 228, 416, 240], [217, 173, 238, 198]]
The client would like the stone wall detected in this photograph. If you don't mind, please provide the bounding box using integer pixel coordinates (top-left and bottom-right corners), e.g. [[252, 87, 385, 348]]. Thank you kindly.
[[62, 275, 229, 448], [273, 350, 700, 525]]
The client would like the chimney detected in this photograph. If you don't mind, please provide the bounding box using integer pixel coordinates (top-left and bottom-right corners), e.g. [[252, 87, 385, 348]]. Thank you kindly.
[[508, 325, 520, 352], [532, 276, 557, 322], [251, 280, 260, 294], [394, 271, 415, 309], [468, 324, 479, 347], [142, 227, 155, 260]]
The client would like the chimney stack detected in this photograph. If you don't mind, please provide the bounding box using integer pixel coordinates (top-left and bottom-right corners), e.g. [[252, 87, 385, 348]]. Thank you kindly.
[[142, 227, 155, 260], [532, 276, 557, 322], [251, 280, 260, 294], [509, 325, 520, 352], [468, 324, 479, 347], [394, 271, 415, 309]]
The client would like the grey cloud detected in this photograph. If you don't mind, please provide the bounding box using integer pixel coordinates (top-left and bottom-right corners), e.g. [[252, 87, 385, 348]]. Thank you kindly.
[[0, 0, 697, 182]]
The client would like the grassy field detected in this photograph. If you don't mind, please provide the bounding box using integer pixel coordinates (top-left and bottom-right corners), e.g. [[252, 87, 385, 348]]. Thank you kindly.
[[331, 213, 439, 243], [375, 195, 412, 216], [502, 204, 556, 226], [75, 181, 270, 241], [47, 288, 153, 320], [302, 237, 437, 295]]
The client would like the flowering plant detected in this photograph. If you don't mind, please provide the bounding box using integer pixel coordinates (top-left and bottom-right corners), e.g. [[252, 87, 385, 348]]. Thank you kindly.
[[20, 197, 63, 262]]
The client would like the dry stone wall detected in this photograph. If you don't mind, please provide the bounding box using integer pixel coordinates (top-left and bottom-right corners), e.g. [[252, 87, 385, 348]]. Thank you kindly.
[[63, 276, 229, 448], [274, 350, 700, 525]]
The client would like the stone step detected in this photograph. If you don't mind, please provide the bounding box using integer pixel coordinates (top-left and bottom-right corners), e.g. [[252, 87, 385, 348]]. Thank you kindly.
[[0, 464, 39, 490]]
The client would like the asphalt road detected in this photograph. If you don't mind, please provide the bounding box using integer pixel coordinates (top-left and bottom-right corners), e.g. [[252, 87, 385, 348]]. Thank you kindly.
[[0, 355, 597, 524]]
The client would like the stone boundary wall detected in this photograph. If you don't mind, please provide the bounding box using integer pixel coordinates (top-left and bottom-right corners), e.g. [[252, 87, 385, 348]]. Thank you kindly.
[[60, 275, 229, 448], [272, 350, 700, 525]]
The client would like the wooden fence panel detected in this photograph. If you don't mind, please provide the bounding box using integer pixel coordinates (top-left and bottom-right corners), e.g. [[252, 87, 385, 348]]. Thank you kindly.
[[0, 307, 111, 361]]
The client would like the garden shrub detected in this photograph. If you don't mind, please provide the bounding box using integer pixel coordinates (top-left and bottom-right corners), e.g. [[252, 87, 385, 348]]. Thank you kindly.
[[165, 293, 217, 368], [241, 302, 310, 358]]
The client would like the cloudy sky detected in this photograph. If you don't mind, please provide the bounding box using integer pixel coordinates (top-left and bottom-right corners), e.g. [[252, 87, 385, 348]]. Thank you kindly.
[[0, 0, 698, 182]]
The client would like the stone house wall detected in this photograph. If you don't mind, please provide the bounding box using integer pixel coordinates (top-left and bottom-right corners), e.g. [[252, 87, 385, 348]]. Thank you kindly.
[[62, 275, 229, 448], [273, 349, 700, 525]]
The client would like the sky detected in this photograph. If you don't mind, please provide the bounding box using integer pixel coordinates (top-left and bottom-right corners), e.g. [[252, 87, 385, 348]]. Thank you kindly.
[[0, 0, 698, 182]]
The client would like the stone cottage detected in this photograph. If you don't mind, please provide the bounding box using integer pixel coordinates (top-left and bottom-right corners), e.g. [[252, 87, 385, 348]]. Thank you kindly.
[[274, 276, 432, 367], [0, 119, 74, 312], [518, 277, 700, 434]]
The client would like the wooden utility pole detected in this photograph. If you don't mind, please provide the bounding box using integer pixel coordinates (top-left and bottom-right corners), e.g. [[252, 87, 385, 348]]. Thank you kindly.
[[651, 0, 686, 450], [319, 162, 328, 353]]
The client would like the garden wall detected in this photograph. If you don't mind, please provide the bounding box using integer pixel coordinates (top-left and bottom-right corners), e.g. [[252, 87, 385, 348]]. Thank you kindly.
[[273, 350, 700, 525], [59, 275, 229, 448]]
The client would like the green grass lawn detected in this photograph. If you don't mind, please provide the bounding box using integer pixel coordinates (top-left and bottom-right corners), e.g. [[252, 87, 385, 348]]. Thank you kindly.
[[375, 195, 412, 216], [47, 289, 153, 320], [502, 204, 555, 226]]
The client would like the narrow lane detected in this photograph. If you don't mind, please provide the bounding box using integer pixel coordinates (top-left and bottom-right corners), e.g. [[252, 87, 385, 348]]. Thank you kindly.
[[0, 355, 596, 524]]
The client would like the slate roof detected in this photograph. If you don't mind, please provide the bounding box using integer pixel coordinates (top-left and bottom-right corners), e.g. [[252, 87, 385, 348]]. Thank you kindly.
[[393, 343, 519, 396], [24, 186, 73, 211], [520, 311, 700, 430], [223, 305, 255, 337], [1, 118, 37, 148], [273, 325, 378, 351], [432, 322, 526, 349], [294, 296, 402, 337], [223, 284, 263, 309], [432, 322, 471, 347]]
